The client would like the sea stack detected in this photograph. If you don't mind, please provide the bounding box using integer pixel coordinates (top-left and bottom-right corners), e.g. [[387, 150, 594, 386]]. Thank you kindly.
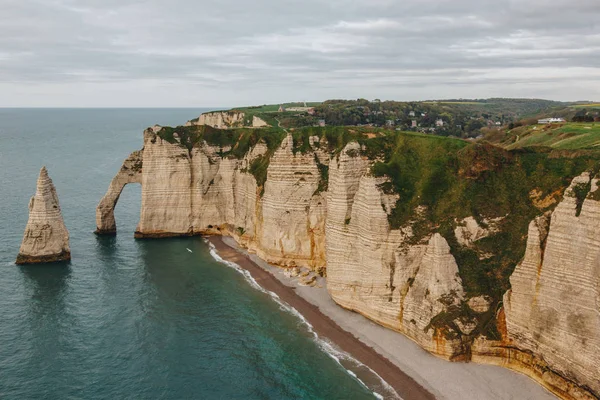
[[16, 167, 71, 264]]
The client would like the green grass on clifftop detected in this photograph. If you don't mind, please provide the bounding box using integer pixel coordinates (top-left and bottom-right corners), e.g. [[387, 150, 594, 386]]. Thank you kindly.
[[157, 125, 286, 156], [157, 123, 599, 340], [495, 122, 600, 150], [371, 135, 598, 339]]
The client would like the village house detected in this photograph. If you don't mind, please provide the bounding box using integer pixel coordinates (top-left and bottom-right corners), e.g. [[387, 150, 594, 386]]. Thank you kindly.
[[435, 119, 444, 127], [409, 111, 416, 117], [538, 117, 566, 124], [411, 120, 417, 128], [278, 105, 286, 112]]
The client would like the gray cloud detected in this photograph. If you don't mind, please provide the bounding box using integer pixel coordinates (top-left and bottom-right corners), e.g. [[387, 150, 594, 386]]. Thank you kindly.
[[0, 0, 598, 106]]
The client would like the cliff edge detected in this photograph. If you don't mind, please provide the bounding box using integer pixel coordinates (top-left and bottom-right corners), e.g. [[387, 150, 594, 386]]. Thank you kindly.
[[96, 124, 600, 399]]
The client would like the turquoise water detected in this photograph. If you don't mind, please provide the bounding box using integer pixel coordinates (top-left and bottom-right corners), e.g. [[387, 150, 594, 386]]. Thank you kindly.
[[0, 109, 376, 399]]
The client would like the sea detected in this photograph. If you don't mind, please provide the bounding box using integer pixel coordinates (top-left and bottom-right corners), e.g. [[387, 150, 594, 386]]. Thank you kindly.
[[0, 109, 384, 399]]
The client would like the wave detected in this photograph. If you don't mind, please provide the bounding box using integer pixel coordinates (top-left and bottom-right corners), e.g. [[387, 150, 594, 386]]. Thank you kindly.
[[205, 239, 400, 400]]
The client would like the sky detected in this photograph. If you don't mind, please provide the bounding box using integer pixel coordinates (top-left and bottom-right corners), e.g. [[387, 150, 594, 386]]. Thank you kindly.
[[0, 0, 599, 107]]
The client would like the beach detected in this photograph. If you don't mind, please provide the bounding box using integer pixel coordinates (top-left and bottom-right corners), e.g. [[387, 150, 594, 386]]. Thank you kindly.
[[209, 236, 557, 400]]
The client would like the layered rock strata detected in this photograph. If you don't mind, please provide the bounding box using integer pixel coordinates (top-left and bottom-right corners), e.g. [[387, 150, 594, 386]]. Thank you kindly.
[[188, 111, 269, 129], [500, 173, 600, 399], [325, 148, 466, 359], [16, 167, 70, 264], [95, 150, 142, 234], [194, 111, 246, 129], [97, 128, 599, 399]]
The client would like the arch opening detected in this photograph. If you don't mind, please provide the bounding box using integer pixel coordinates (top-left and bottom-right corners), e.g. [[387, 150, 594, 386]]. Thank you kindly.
[[95, 150, 143, 235]]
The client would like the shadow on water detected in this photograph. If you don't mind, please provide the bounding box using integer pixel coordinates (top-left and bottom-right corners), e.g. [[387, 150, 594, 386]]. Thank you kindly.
[[18, 263, 73, 375], [94, 234, 118, 263], [19, 262, 72, 306]]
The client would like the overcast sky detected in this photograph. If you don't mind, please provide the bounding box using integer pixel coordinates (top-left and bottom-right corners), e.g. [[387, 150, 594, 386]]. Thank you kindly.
[[1, 0, 599, 107]]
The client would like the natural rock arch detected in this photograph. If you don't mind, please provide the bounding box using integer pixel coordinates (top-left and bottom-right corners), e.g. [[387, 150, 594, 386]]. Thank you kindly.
[[95, 150, 143, 235]]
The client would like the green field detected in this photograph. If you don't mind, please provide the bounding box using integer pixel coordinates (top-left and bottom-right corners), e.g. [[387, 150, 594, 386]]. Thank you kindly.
[[506, 123, 600, 150], [571, 103, 600, 109], [234, 102, 321, 113], [423, 101, 483, 105]]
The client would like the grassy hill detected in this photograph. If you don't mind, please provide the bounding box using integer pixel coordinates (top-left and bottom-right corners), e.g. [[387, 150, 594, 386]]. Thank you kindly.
[[234, 102, 321, 113], [489, 122, 600, 150]]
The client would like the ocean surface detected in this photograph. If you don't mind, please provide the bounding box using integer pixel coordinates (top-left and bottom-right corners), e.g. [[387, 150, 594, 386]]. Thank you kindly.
[[0, 109, 378, 399]]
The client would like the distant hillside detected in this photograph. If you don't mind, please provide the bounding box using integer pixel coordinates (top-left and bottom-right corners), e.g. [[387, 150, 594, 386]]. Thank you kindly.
[[212, 98, 572, 139], [486, 122, 600, 151]]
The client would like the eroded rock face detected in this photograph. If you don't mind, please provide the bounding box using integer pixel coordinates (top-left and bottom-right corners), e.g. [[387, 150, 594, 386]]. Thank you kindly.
[[194, 111, 246, 129], [190, 111, 269, 129], [324, 145, 466, 358], [252, 116, 268, 127], [95, 150, 142, 234], [454, 216, 501, 247], [252, 134, 325, 268], [96, 128, 600, 399], [503, 173, 600, 398], [16, 167, 70, 264]]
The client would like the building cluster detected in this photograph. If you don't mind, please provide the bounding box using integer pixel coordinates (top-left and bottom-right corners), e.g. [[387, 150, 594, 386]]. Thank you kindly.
[[537, 118, 566, 124]]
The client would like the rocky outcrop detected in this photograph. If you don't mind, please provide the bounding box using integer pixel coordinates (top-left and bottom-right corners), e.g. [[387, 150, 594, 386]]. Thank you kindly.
[[252, 116, 269, 127], [97, 126, 600, 399], [189, 111, 269, 129], [502, 173, 600, 399], [95, 151, 142, 234], [16, 167, 70, 264], [193, 111, 246, 129], [454, 216, 501, 247]]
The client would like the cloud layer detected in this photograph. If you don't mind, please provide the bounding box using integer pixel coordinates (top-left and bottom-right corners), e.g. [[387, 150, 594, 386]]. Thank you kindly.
[[1, 0, 599, 106]]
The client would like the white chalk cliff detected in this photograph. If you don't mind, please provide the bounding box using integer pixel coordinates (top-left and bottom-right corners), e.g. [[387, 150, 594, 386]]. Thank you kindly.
[[96, 127, 600, 399], [17, 167, 70, 264], [502, 173, 600, 399], [188, 111, 269, 129]]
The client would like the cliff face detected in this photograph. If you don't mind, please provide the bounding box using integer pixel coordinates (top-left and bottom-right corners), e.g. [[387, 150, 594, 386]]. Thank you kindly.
[[326, 148, 466, 358], [502, 173, 600, 399], [194, 111, 246, 129], [17, 167, 70, 264], [252, 134, 326, 269], [97, 127, 599, 399], [190, 111, 269, 129]]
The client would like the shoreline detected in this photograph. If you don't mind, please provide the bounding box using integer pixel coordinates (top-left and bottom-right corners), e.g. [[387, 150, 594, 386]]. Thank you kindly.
[[208, 235, 557, 400], [208, 236, 432, 400]]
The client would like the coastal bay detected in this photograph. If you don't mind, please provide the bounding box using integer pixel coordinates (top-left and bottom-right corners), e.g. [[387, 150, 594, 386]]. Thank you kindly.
[[210, 236, 558, 400]]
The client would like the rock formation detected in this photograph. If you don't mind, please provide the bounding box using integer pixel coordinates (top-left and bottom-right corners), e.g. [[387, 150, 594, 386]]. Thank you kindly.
[[95, 150, 142, 235], [194, 111, 246, 129], [501, 173, 600, 399], [96, 125, 600, 399], [187, 111, 269, 129], [16, 167, 70, 264]]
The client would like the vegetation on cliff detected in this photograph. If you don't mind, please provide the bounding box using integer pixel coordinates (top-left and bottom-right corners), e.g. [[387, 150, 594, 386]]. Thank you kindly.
[[279, 125, 600, 340], [158, 125, 286, 155], [372, 137, 598, 339], [488, 122, 600, 150], [157, 120, 599, 343]]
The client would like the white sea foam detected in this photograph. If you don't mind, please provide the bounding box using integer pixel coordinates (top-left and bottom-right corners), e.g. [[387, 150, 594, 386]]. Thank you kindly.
[[205, 239, 401, 400]]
